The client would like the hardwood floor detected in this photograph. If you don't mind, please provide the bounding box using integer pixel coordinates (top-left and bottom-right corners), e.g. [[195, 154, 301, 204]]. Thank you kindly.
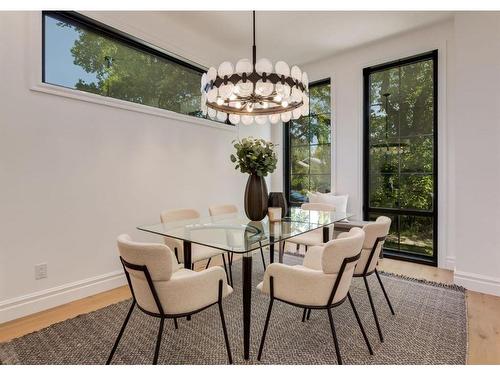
[[0, 256, 498, 364]]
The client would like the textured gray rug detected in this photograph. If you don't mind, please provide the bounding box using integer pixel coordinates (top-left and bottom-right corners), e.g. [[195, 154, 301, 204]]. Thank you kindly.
[[0, 255, 467, 365]]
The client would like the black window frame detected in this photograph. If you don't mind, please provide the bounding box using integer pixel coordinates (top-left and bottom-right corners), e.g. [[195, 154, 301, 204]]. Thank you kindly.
[[284, 78, 332, 207], [41, 11, 220, 122], [363, 50, 438, 266]]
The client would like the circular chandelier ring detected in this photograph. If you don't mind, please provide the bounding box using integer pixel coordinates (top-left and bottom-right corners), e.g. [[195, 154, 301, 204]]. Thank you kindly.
[[206, 100, 303, 116], [203, 72, 307, 93]]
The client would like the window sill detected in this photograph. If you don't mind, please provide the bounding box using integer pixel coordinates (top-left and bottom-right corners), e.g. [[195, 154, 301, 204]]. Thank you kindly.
[[30, 82, 237, 133]]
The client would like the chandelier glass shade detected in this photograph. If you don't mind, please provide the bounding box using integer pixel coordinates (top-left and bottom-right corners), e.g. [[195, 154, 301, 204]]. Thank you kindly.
[[200, 12, 309, 125]]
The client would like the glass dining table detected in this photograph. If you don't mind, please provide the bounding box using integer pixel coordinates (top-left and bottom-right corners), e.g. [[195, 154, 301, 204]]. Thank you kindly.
[[137, 207, 353, 360]]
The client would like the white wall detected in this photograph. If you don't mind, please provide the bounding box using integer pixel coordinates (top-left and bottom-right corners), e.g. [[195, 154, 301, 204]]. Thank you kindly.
[[0, 12, 270, 322], [451, 13, 500, 295], [272, 14, 500, 295]]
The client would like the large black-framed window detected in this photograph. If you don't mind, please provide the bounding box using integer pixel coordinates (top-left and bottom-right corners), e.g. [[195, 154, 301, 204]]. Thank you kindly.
[[363, 50, 438, 265], [284, 79, 331, 206], [42, 11, 216, 121]]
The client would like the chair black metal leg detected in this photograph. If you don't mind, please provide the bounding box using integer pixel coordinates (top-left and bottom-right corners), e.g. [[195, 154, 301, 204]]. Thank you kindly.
[[257, 298, 274, 361], [174, 318, 178, 329], [347, 292, 373, 355], [301, 308, 307, 322], [327, 309, 342, 365], [306, 308, 312, 320], [205, 258, 211, 269], [260, 248, 266, 270], [218, 301, 233, 364], [152, 317, 165, 365], [375, 269, 395, 315], [221, 254, 231, 285], [106, 301, 135, 364], [364, 276, 384, 342]]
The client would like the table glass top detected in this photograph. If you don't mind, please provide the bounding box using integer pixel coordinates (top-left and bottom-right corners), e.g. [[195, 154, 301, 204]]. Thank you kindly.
[[137, 207, 353, 254]]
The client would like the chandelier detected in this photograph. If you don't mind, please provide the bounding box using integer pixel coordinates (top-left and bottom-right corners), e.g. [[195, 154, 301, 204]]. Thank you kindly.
[[200, 11, 309, 125]]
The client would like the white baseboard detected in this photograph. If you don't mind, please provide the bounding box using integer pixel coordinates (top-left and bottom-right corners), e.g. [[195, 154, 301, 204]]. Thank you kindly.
[[0, 270, 127, 324], [454, 270, 500, 296]]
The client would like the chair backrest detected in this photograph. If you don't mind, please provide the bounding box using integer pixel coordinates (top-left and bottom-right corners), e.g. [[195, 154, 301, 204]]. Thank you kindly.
[[301, 202, 336, 212], [209, 204, 238, 216], [355, 216, 391, 275], [321, 227, 365, 304], [160, 208, 200, 223], [159, 209, 200, 260], [117, 234, 176, 314]]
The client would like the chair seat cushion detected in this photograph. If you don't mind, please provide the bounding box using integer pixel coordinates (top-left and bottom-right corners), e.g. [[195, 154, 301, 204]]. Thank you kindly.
[[134, 266, 233, 315], [286, 229, 323, 246], [191, 244, 225, 263]]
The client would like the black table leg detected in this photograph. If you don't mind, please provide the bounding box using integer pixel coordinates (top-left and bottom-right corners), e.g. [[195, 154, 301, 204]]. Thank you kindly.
[[242, 252, 253, 360], [269, 235, 275, 263], [278, 240, 284, 263], [183, 240, 192, 269], [323, 226, 330, 243], [183, 240, 193, 320]]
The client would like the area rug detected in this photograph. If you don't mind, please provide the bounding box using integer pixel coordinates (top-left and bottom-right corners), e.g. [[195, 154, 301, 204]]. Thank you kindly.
[[0, 255, 467, 365]]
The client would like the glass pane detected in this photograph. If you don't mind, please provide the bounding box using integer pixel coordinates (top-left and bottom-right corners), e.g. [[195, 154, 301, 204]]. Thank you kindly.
[[369, 174, 399, 209], [290, 175, 309, 203], [290, 146, 309, 175], [400, 60, 434, 137], [310, 175, 331, 194], [290, 117, 309, 146], [399, 174, 433, 211], [310, 114, 331, 144], [369, 145, 399, 176], [309, 84, 330, 115], [400, 135, 433, 173], [369, 104, 398, 144], [44, 15, 99, 89], [44, 14, 205, 119], [310, 144, 331, 174], [399, 215, 433, 257], [369, 69, 400, 107]]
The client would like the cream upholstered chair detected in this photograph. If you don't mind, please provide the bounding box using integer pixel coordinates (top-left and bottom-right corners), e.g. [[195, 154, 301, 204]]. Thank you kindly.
[[256, 228, 373, 364], [285, 202, 336, 253], [209, 204, 267, 273], [107, 234, 233, 365], [352, 216, 394, 343], [160, 209, 231, 283], [208, 204, 239, 217]]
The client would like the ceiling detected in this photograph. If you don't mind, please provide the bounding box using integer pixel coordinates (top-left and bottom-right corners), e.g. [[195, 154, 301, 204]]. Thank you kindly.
[[160, 11, 453, 67]]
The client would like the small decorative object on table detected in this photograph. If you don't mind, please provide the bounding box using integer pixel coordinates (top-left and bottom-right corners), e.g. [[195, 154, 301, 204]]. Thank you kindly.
[[268, 207, 282, 222], [230, 137, 277, 221], [268, 191, 288, 218]]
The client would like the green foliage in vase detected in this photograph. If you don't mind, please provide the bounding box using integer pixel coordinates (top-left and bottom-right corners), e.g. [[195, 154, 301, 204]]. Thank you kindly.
[[230, 138, 277, 177]]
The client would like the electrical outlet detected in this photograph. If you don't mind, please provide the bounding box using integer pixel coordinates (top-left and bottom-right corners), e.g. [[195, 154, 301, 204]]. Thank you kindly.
[[35, 263, 48, 280]]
